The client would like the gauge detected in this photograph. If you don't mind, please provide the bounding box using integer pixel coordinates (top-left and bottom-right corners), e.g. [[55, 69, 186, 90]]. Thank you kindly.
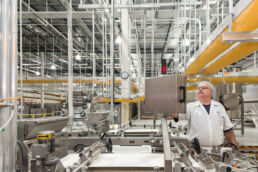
[[121, 71, 129, 79]]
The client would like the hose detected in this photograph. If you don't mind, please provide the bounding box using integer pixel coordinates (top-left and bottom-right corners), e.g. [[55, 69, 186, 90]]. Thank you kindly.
[[0, 109, 15, 132], [17, 140, 26, 172]]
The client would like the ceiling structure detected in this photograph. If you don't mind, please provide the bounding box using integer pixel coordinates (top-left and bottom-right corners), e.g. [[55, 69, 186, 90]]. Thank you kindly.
[[18, 0, 258, 100]]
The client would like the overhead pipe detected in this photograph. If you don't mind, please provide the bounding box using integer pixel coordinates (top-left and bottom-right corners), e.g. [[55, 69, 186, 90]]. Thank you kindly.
[[186, 0, 256, 74], [92, 10, 96, 94], [67, 0, 74, 119], [110, 0, 114, 113], [0, 0, 17, 171]]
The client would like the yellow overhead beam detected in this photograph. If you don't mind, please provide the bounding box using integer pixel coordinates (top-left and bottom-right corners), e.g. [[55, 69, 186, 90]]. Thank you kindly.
[[203, 42, 258, 74], [186, 0, 258, 74], [22, 96, 65, 102], [186, 75, 258, 91]]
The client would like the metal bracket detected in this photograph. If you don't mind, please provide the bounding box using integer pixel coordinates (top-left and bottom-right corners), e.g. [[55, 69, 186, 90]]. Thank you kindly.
[[161, 116, 173, 172], [222, 31, 258, 42]]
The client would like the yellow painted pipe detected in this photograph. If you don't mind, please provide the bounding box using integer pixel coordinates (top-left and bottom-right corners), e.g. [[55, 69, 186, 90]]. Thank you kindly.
[[18, 79, 139, 94], [22, 96, 65, 102], [100, 96, 145, 103], [21, 90, 64, 98], [186, 0, 258, 74], [186, 76, 258, 91], [204, 42, 258, 74]]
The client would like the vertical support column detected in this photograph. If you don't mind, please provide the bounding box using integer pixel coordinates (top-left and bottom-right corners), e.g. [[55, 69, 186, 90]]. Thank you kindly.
[[254, 51, 256, 70], [206, 0, 210, 37], [216, 0, 219, 26], [19, 0, 23, 119], [151, 15, 155, 77], [9, 0, 18, 170], [228, 0, 233, 32], [143, 11, 146, 78], [121, 0, 130, 125], [0, 1, 11, 171], [40, 52, 45, 109], [92, 10, 96, 94], [110, 0, 115, 114], [67, 0, 74, 119]]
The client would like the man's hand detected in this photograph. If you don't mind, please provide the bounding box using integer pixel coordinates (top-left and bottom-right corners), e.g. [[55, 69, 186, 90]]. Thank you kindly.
[[170, 113, 179, 119]]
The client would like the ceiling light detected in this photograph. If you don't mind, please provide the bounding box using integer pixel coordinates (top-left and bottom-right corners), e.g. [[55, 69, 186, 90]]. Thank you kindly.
[[59, 59, 68, 63], [50, 64, 56, 70], [183, 39, 190, 46], [76, 54, 81, 61], [35, 71, 40, 76], [189, 57, 195, 63], [169, 39, 178, 47], [163, 54, 172, 59], [174, 57, 179, 62], [115, 35, 122, 44]]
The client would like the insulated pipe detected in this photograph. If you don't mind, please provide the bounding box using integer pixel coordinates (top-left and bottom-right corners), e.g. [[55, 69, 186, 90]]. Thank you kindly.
[[19, 0, 23, 119], [67, 0, 74, 119], [186, 0, 257, 74], [254, 51, 257, 70], [144, 12, 146, 78], [151, 16, 155, 77], [40, 52, 45, 109], [0, 0, 17, 171], [102, 13, 105, 92], [9, 0, 18, 170], [92, 10, 96, 94]]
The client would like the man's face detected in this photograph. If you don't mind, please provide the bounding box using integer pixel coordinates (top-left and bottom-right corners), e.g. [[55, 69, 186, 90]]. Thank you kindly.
[[196, 83, 213, 99]]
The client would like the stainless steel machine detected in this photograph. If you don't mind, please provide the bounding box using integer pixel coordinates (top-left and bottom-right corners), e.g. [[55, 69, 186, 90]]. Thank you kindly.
[[16, 75, 258, 172]]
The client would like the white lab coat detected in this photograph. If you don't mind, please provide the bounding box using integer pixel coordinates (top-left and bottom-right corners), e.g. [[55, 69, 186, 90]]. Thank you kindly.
[[179, 100, 233, 146]]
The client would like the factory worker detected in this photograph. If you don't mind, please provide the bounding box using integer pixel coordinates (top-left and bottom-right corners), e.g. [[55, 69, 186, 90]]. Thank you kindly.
[[171, 81, 237, 148]]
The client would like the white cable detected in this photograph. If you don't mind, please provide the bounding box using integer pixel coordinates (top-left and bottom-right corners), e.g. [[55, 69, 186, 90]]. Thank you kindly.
[[0, 109, 15, 132]]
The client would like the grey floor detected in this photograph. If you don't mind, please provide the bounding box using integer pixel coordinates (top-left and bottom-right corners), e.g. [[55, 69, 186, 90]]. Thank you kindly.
[[234, 125, 258, 146]]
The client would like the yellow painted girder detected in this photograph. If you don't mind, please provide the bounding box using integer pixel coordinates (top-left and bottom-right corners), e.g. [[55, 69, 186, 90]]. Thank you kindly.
[[186, 0, 258, 74], [203, 42, 258, 74], [186, 76, 258, 91]]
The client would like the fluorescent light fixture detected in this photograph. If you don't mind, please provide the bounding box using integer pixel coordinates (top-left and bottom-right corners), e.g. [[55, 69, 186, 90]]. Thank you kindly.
[[59, 59, 68, 63], [189, 57, 195, 63], [115, 35, 122, 44], [50, 64, 56, 70], [174, 57, 179, 62], [35, 71, 40, 76], [183, 39, 190, 46], [76, 54, 81, 61], [169, 39, 178, 47], [163, 54, 172, 59]]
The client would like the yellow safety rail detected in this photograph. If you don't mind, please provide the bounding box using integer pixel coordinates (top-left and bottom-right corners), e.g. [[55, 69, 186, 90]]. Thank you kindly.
[[17, 113, 54, 119]]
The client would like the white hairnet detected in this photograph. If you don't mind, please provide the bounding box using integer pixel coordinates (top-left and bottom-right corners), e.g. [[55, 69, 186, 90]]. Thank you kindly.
[[197, 81, 216, 98]]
